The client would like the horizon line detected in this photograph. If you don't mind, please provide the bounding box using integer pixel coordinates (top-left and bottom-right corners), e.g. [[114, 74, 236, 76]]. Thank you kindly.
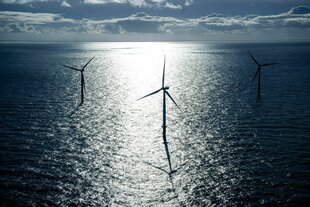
[[1, 39, 310, 44]]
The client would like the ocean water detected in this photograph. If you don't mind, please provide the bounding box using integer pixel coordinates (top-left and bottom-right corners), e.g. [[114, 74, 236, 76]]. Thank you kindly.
[[0, 41, 309, 206]]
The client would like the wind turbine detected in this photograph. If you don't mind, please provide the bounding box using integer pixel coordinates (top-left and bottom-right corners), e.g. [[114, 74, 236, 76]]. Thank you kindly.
[[62, 57, 94, 104], [248, 51, 278, 96], [138, 55, 179, 175]]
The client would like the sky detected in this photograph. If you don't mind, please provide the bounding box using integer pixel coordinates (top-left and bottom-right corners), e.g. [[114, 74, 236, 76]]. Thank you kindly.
[[0, 0, 310, 41]]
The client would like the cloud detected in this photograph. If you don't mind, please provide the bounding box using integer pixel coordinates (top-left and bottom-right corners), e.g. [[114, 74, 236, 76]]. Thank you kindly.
[[250, 6, 310, 29], [195, 5, 310, 31], [0, 11, 62, 24], [97, 12, 184, 34], [0, 11, 75, 33], [83, 0, 126, 4], [61, 0, 71, 7], [0, 6, 309, 37], [289, 5, 310, 14], [1, 0, 73, 8], [1, 0, 52, 4], [165, 2, 182, 10], [82, 0, 192, 9]]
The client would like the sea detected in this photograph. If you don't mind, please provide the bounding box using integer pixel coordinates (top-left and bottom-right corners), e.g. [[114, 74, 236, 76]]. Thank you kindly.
[[0, 41, 309, 206]]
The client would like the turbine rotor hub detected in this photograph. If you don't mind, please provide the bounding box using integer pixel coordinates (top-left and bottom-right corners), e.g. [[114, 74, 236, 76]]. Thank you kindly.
[[163, 86, 169, 90]]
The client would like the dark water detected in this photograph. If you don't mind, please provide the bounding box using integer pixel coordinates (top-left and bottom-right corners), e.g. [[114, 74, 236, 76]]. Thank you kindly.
[[0, 42, 309, 206]]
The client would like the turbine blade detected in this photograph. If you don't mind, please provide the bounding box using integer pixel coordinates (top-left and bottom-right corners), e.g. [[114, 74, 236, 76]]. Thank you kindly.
[[165, 91, 179, 109], [62, 65, 81, 71], [82, 57, 95, 70], [248, 51, 259, 66], [137, 88, 162, 100], [162, 55, 166, 88], [252, 68, 259, 82], [261, 63, 279, 67]]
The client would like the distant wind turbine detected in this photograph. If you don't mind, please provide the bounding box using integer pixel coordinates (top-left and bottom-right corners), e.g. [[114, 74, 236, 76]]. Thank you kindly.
[[248, 51, 278, 96], [62, 57, 94, 104], [138, 55, 179, 175]]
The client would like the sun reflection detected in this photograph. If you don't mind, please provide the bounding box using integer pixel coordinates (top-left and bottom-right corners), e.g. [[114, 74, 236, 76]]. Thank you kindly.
[[66, 41, 228, 206], [106, 42, 183, 205]]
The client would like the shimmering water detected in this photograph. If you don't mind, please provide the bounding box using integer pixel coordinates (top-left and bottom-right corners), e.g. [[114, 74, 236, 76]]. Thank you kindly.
[[0, 42, 310, 206]]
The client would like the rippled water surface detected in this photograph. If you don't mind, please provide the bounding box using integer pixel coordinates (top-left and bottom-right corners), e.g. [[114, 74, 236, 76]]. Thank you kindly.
[[1, 42, 310, 206]]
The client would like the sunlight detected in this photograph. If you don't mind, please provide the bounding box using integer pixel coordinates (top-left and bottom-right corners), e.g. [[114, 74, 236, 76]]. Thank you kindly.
[[105, 43, 181, 204], [117, 42, 174, 99]]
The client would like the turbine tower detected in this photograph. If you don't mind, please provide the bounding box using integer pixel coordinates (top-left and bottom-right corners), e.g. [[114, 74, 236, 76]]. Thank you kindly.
[[138, 55, 179, 175], [62, 57, 94, 104]]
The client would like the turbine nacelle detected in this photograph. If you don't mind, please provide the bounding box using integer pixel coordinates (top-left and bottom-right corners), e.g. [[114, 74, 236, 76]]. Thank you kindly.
[[248, 51, 278, 82]]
